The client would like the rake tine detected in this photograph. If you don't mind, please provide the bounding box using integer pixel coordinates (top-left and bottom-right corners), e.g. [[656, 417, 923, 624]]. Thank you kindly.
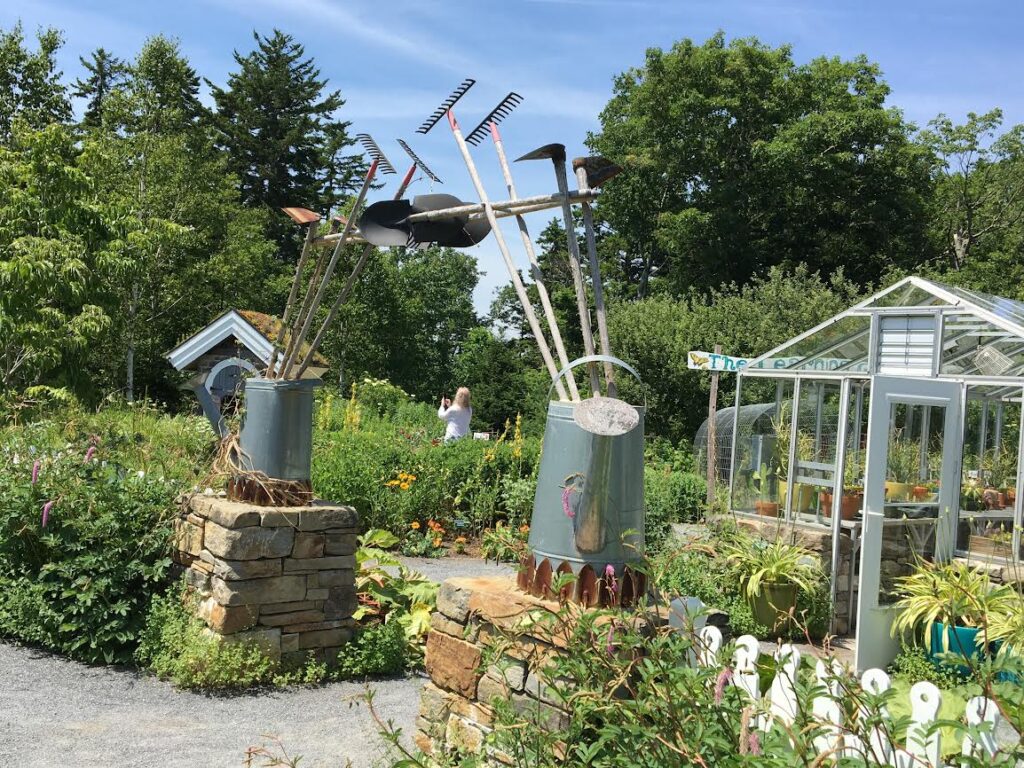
[[396, 139, 442, 183], [466, 92, 524, 146], [355, 134, 397, 175], [416, 78, 476, 135]]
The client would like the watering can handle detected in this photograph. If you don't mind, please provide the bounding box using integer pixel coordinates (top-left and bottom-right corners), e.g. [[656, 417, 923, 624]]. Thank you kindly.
[[548, 355, 644, 403]]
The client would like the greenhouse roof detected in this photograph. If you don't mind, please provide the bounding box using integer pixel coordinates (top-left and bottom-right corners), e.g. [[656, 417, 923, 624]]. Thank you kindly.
[[742, 277, 1024, 381]]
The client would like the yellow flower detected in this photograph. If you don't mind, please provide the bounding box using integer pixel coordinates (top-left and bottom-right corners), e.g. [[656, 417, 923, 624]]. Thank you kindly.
[[410, 521, 420, 530], [408, 474, 417, 481], [399, 482, 410, 490], [433, 538, 442, 547], [455, 536, 467, 544]]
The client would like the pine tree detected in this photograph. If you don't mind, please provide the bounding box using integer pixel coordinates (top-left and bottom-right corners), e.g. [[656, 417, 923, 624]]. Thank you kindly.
[[72, 48, 127, 128], [208, 29, 363, 259]]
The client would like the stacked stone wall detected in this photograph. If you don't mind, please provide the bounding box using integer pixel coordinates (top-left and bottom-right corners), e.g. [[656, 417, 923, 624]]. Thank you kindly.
[[173, 495, 358, 665]]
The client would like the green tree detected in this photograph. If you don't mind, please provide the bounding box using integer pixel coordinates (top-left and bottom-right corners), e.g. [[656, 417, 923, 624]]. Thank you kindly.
[[590, 33, 932, 295], [920, 110, 1024, 273], [209, 30, 363, 259], [450, 327, 531, 432], [0, 123, 117, 393], [0, 23, 71, 145], [72, 48, 128, 128]]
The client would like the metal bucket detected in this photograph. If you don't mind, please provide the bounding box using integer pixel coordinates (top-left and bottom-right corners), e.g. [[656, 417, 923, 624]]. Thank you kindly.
[[528, 356, 646, 575], [237, 376, 321, 482]]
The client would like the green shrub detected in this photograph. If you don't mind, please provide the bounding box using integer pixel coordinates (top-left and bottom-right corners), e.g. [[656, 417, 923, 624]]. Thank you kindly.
[[137, 582, 278, 689], [889, 645, 968, 689], [644, 468, 707, 550], [0, 406, 213, 663], [481, 522, 530, 563], [335, 620, 408, 679]]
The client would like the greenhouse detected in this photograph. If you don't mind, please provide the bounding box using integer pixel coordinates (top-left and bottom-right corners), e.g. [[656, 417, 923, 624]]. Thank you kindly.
[[728, 276, 1024, 670]]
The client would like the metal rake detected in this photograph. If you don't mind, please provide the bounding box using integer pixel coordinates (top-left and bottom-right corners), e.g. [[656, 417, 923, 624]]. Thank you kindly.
[[416, 78, 476, 134], [355, 134, 397, 175], [465, 92, 524, 146], [397, 139, 442, 183]]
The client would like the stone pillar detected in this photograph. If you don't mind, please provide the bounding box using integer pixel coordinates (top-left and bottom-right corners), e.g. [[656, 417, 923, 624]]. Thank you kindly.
[[173, 495, 359, 666]]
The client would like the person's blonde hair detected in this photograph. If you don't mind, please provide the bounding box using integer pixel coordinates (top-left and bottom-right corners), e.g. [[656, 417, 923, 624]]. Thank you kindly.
[[454, 387, 471, 408]]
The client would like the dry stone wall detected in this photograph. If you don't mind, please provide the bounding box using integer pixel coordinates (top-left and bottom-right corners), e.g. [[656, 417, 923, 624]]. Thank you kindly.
[[174, 495, 358, 665]]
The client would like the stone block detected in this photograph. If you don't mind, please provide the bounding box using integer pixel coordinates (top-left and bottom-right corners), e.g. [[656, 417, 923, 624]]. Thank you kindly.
[[510, 692, 568, 732], [200, 550, 282, 581], [204, 521, 295, 561], [477, 673, 509, 704], [190, 496, 261, 528], [487, 658, 527, 691], [425, 630, 482, 698], [419, 681, 457, 722], [306, 588, 329, 600], [212, 575, 307, 606], [282, 619, 352, 633], [323, 586, 357, 619], [184, 566, 211, 595], [191, 558, 214, 575], [283, 555, 356, 573], [317, 569, 355, 588], [292, 533, 325, 559], [258, 610, 325, 627], [260, 600, 317, 615], [297, 627, 350, 649], [174, 517, 204, 557], [325, 533, 358, 555], [431, 612, 469, 639], [525, 670, 571, 707], [219, 627, 282, 660], [198, 597, 258, 634], [413, 731, 435, 756], [437, 581, 472, 623], [259, 509, 302, 528], [444, 716, 487, 754], [297, 504, 359, 531], [281, 633, 299, 654]]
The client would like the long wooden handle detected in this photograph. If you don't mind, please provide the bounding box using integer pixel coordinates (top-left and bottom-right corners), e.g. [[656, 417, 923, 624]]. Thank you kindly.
[[268, 222, 317, 378], [448, 110, 569, 400], [491, 124, 580, 402], [575, 165, 615, 397]]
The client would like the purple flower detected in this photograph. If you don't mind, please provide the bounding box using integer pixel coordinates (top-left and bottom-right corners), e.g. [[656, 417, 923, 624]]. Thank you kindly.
[[31, 460, 40, 485], [605, 624, 615, 655], [714, 667, 733, 705], [84, 446, 96, 463], [561, 485, 575, 518], [41, 500, 54, 528], [747, 732, 761, 756], [604, 563, 617, 594]]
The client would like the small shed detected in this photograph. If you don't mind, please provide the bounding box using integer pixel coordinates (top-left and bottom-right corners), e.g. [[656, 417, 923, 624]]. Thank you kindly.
[[728, 276, 1024, 670], [167, 309, 328, 435]]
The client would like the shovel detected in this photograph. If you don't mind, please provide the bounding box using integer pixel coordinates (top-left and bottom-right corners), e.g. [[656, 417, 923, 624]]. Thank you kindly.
[[358, 194, 492, 247]]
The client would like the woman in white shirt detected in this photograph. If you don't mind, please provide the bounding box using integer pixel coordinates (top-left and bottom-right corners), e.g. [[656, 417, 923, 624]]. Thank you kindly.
[[438, 387, 472, 443]]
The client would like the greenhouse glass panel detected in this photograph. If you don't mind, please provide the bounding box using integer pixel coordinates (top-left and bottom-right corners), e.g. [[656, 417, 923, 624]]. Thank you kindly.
[[932, 281, 1024, 332], [752, 315, 871, 373], [864, 283, 950, 309], [731, 381, 793, 517], [940, 314, 1023, 376]]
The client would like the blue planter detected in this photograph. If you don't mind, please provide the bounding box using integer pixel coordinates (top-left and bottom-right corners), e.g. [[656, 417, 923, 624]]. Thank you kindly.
[[929, 622, 984, 676]]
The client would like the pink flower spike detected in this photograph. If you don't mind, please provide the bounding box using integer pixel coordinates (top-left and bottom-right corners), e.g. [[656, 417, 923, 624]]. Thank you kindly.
[[561, 486, 575, 518], [605, 624, 615, 655], [84, 446, 96, 463], [747, 731, 761, 756], [41, 500, 54, 528], [714, 667, 733, 705], [31, 460, 40, 485]]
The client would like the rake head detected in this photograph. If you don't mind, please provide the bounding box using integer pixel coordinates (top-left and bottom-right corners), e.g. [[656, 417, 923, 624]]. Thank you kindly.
[[416, 78, 476, 134], [397, 139, 442, 183], [356, 134, 397, 175], [465, 92, 524, 146]]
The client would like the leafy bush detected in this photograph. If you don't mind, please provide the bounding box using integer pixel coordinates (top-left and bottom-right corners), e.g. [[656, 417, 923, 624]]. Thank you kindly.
[[335, 620, 407, 679], [644, 467, 706, 549], [0, 405, 213, 663], [889, 646, 967, 689], [481, 522, 530, 563], [137, 582, 277, 689]]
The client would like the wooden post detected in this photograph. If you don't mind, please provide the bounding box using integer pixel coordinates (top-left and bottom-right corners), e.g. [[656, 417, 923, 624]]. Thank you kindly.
[[707, 343, 722, 507]]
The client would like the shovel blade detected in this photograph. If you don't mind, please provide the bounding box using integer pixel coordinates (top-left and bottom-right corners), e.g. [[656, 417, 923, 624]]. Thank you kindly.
[[410, 194, 491, 247], [358, 200, 414, 247], [515, 143, 566, 163]]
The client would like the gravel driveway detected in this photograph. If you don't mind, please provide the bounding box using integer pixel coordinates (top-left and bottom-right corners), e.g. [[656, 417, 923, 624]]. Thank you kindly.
[[0, 556, 515, 768]]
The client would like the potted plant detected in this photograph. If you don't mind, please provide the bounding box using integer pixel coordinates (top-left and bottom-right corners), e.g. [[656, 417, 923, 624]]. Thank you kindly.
[[751, 463, 779, 518], [885, 436, 919, 502], [771, 408, 814, 512], [822, 461, 863, 520], [960, 477, 986, 512], [722, 533, 823, 633], [891, 559, 1015, 672]]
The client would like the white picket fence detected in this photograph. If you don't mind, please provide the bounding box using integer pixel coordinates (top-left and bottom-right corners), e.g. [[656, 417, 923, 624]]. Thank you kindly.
[[693, 624, 1004, 767]]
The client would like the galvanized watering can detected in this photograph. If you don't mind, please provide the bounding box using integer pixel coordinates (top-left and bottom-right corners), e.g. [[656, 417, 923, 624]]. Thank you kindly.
[[232, 376, 322, 504], [522, 356, 645, 605]]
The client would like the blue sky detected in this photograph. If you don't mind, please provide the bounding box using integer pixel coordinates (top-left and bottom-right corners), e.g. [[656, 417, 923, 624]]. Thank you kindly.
[[4, 0, 1023, 314]]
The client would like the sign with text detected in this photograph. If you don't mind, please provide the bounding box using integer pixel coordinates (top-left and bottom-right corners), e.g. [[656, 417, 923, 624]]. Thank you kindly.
[[687, 350, 851, 372]]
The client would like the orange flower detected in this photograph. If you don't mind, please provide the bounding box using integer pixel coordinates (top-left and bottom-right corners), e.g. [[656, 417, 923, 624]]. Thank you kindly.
[[410, 521, 420, 530], [519, 525, 530, 534], [433, 538, 442, 547], [455, 536, 467, 544]]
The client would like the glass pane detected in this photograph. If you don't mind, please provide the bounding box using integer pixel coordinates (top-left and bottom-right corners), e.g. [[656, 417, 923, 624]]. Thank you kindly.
[[753, 315, 871, 373], [791, 380, 842, 524], [941, 313, 1020, 376], [931, 280, 1024, 332], [730, 380, 793, 518], [866, 283, 950, 309]]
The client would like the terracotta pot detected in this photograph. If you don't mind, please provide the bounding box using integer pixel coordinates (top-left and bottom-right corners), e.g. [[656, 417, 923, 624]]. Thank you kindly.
[[754, 500, 779, 518], [912, 485, 929, 501], [822, 491, 862, 520]]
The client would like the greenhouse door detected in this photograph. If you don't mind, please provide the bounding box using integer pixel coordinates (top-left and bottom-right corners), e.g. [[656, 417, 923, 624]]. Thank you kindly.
[[854, 376, 962, 672]]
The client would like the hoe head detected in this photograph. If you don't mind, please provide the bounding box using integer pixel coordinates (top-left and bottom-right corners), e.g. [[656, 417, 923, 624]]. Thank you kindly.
[[515, 143, 567, 164], [572, 156, 623, 188]]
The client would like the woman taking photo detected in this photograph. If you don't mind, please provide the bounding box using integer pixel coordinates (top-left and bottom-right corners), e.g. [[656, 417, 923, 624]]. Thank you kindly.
[[438, 387, 472, 443]]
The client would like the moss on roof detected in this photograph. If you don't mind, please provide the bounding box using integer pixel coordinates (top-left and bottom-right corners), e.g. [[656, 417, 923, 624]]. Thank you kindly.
[[237, 310, 329, 367]]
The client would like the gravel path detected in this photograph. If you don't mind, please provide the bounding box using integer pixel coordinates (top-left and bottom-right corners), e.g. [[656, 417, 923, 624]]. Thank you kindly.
[[0, 556, 514, 768]]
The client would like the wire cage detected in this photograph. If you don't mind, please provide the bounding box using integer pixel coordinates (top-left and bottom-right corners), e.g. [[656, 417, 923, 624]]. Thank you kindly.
[[694, 402, 776, 481]]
